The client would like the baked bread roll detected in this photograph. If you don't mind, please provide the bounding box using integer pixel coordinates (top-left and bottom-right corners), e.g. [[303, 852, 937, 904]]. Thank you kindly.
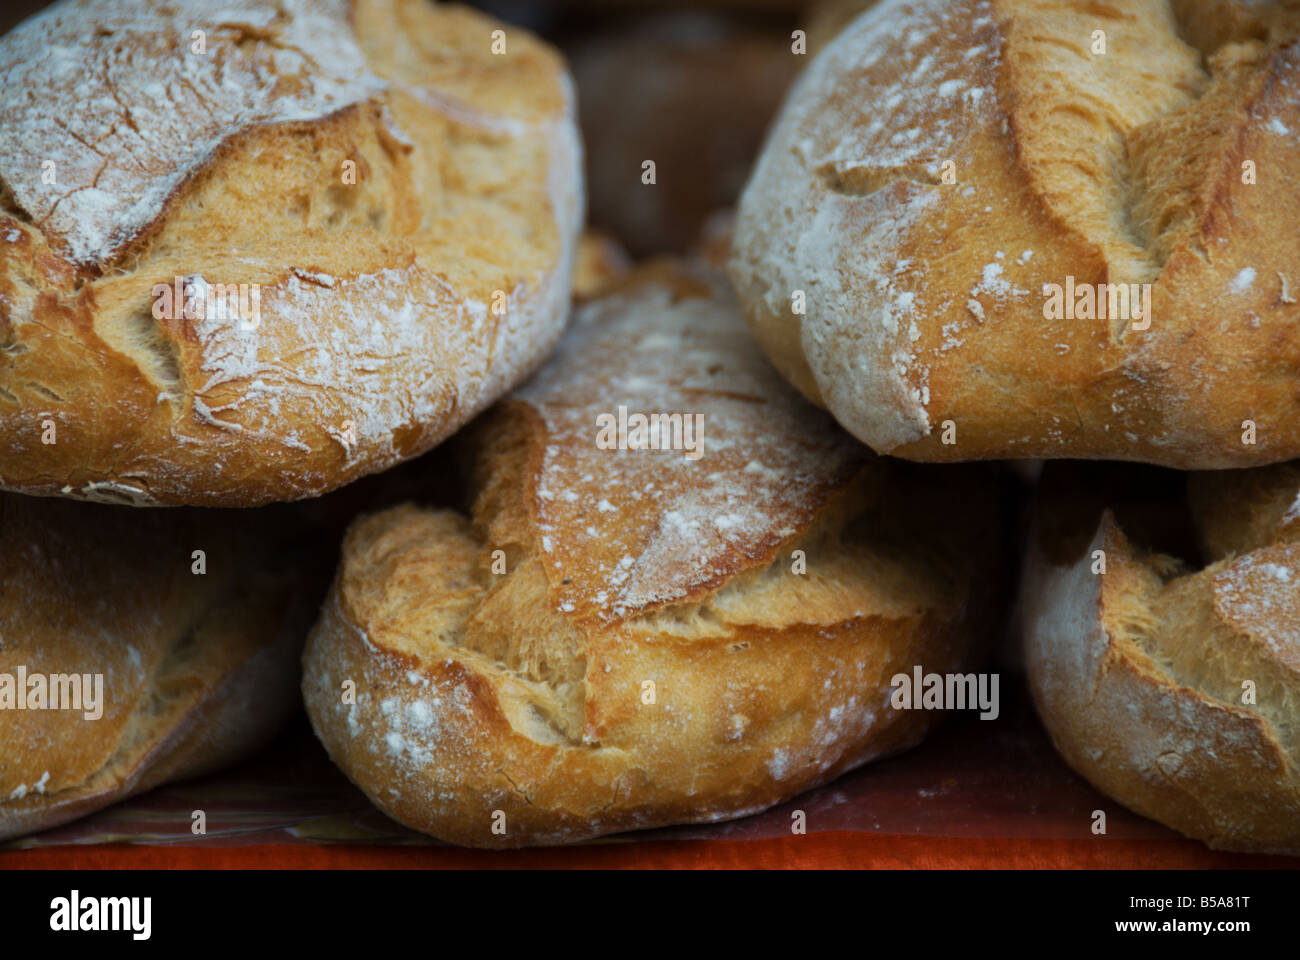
[[730, 0, 1300, 469], [1021, 461, 1300, 854], [0, 0, 581, 506], [0, 495, 317, 841], [302, 262, 1002, 847]]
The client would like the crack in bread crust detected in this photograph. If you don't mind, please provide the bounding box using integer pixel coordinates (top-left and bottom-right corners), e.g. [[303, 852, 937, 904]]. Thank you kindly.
[[0, 0, 583, 506], [1023, 461, 1300, 854], [302, 265, 1003, 847], [730, 0, 1300, 469]]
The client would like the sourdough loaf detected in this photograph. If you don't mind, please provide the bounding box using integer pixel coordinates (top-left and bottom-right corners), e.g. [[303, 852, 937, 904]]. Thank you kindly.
[[1022, 461, 1300, 854], [302, 262, 1003, 847], [0, 495, 318, 841], [0, 0, 581, 506], [731, 0, 1300, 469]]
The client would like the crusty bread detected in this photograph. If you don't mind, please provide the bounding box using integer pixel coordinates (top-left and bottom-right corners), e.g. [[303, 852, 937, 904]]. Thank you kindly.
[[0, 0, 581, 507], [1021, 461, 1300, 854], [730, 0, 1300, 469], [302, 262, 1002, 847], [0, 495, 319, 842]]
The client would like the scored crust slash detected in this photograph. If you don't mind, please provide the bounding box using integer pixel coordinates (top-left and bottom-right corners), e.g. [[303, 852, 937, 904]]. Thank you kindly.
[[301, 263, 1006, 847], [0, 0, 582, 507]]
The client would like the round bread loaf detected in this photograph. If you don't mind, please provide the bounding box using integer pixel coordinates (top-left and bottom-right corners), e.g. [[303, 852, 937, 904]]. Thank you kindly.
[[0, 0, 581, 506], [0, 495, 318, 841], [730, 0, 1300, 469], [1021, 461, 1300, 854], [302, 262, 1003, 847]]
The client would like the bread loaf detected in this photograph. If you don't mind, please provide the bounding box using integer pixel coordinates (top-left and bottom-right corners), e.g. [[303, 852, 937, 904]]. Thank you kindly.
[[0, 495, 318, 841], [1021, 461, 1300, 854], [0, 0, 581, 506], [302, 262, 1003, 847], [731, 0, 1300, 469]]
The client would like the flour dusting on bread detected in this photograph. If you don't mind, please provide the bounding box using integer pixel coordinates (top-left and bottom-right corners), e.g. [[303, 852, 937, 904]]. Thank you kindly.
[[302, 263, 1001, 847], [518, 269, 864, 623], [732, 0, 1003, 451], [1213, 544, 1300, 672], [0, 0, 583, 507], [0, 0, 384, 265]]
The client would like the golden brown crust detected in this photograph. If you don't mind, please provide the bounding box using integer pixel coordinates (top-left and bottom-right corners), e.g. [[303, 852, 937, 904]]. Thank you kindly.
[[302, 263, 1003, 847], [0, 0, 582, 506], [1022, 461, 1300, 854], [730, 0, 1300, 469], [0, 495, 317, 841]]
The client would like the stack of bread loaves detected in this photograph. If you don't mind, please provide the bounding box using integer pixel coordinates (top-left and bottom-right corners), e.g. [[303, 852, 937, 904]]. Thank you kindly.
[[0, 0, 1014, 850], [0, 0, 583, 839], [3, 0, 1296, 857], [730, 0, 1300, 852], [302, 261, 1004, 845]]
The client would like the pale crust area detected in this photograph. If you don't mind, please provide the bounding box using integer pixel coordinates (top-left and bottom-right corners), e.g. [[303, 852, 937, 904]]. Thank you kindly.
[[302, 264, 1003, 847], [730, 0, 1300, 468], [0, 495, 316, 842], [0, 0, 582, 506], [1022, 462, 1300, 854], [571, 230, 631, 303]]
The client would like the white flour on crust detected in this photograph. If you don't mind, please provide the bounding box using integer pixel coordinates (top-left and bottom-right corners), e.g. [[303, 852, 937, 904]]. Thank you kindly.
[[0, 0, 385, 265], [732, 0, 1001, 452], [518, 273, 863, 624]]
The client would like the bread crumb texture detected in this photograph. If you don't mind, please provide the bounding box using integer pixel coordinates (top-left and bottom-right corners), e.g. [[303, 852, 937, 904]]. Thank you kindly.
[[303, 265, 1002, 846], [730, 0, 1300, 468], [1023, 461, 1300, 854], [0, 0, 582, 505]]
